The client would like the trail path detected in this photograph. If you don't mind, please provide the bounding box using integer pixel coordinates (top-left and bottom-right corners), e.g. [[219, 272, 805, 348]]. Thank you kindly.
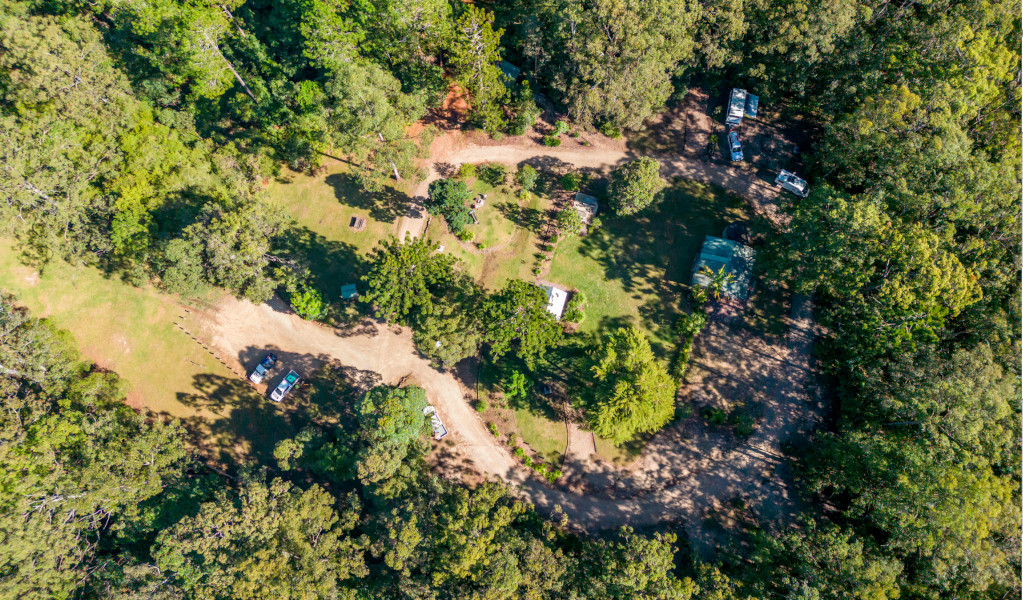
[[207, 293, 817, 554], [210, 122, 818, 554], [398, 137, 787, 239]]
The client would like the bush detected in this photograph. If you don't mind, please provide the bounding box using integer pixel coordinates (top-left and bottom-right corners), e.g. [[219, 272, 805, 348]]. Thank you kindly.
[[523, 456, 534, 468], [569, 130, 581, 138], [457, 163, 478, 179], [513, 446, 526, 458], [563, 291, 585, 323], [290, 285, 327, 320], [427, 178, 474, 233], [599, 122, 622, 138], [547, 469, 562, 483], [532, 265, 542, 275], [560, 172, 581, 191], [702, 406, 727, 425], [491, 131, 505, 141], [516, 164, 539, 193], [732, 413, 756, 438], [479, 163, 507, 186], [553, 120, 569, 135], [556, 207, 585, 234], [477, 241, 487, 250], [542, 135, 562, 147], [589, 216, 603, 230], [488, 422, 500, 436], [477, 399, 489, 412], [457, 229, 475, 242]]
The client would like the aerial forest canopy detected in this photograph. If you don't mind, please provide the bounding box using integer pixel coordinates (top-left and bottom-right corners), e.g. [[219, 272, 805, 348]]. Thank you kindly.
[[0, 0, 1019, 598]]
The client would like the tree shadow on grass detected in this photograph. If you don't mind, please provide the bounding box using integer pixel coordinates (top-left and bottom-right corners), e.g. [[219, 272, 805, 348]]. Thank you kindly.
[[325, 172, 409, 223], [175, 353, 382, 471], [274, 226, 368, 296], [495, 201, 544, 232]]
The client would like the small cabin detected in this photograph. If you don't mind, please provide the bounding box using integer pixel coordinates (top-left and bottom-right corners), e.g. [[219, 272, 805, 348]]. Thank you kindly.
[[691, 236, 755, 301]]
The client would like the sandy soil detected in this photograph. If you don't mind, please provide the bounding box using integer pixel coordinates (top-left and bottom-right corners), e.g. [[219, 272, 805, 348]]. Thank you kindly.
[[203, 95, 820, 554], [203, 290, 819, 555]]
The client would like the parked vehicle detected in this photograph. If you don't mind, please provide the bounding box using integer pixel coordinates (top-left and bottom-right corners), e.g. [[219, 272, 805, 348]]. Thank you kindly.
[[726, 88, 747, 125], [248, 353, 278, 384], [775, 170, 809, 197], [270, 370, 300, 402], [423, 406, 448, 440], [728, 130, 744, 162]]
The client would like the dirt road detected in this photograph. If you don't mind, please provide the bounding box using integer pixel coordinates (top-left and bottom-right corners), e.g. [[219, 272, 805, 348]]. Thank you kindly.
[[398, 137, 788, 239], [206, 292, 818, 554]]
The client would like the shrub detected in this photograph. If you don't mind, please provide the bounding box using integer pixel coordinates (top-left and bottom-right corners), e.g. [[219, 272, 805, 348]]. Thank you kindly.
[[569, 130, 581, 138], [589, 216, 603, 230], [523, 456, 534, 468], [477, 241, 487, 250], [513, 446, 526, 458], [556, 207, 585, 234], [479, 163, 507, 186], [457, 229, 475, 242], [553, 120, 569, 135], [563, 292, 585, 323], [599, 122, 622, 138], [547, 469, 563, 483], [560, 172, 581, 191], [290, 285, 327, 320], [733, 413, 756, 438], [542, 135, 562, 147], [533, 265, 542, 275], [477, 399, 489, 412], [488, 422, 500, 436], [457, 163, 478, 179], [491, 131, 505, 141], [702, 406, 727, 425], [516, 164, 539, 192], [504, 370, 529, 403]]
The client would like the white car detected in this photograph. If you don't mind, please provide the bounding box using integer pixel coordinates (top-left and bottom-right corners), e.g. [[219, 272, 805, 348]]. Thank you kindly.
[[248, 353, 278, 384], [775, 170, 809, 197], [270, 370, 300, 402]]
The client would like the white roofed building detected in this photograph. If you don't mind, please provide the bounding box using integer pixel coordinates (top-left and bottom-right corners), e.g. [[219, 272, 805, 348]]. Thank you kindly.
[[543, 285, 568, 320]]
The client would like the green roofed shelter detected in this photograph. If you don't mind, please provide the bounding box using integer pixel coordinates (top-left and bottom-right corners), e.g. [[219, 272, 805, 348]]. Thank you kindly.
[[340, 283, 359, 300], [692, 236, 755, 301]]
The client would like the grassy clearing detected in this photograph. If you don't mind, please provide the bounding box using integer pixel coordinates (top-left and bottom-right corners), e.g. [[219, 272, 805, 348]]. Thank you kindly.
[[425, 180, 550, 289], [0, 239, 250, 418], [594, 433, 647, 465], [267, 161, 408, 292], [513, 407, 567, 465], [549, 179, 751, 355]]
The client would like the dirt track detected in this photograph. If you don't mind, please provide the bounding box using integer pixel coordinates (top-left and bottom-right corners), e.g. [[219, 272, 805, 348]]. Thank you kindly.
[[398, 135, 789, 239], [207, 122, 818, 554], [206, 291, 818, 555]]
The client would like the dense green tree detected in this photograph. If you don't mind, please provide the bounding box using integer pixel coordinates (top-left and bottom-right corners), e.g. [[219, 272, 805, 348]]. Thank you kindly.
[[361, 235, 455, 325], [413, 302, 485, 367], [0, 297, 189, 600], [153, 478, 367, 599], [426, 178, 475, 234], [589, 327, 675, 445], [748, 519, 903, 600], [481, 280, 564, 367], [608, 157, 663, 215], [515, 0, 698, 128], [556, 206, 585, 234], [449, 5, 508, 133], [583, 527, 697, 599], [355, 385, 429, 486]]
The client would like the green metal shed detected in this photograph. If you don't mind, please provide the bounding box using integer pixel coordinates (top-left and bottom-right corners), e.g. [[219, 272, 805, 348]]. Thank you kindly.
[[691, 236, 755, 301]]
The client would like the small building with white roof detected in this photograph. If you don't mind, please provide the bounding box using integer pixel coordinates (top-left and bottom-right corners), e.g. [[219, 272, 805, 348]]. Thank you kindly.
[[543, 285, 568, 320]]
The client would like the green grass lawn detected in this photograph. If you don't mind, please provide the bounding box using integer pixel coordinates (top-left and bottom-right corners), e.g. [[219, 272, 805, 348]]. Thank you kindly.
[[0, 240, 250, 418], [549, 180, 751, 355], [425, 181, 549, 289], [0, 240, 305, 465], [267, 161, 409, 293], [513, 407, 567, 465]]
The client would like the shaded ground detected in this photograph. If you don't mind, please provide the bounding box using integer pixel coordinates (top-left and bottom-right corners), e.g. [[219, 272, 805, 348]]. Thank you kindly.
[[196, 288, 821, 556]]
